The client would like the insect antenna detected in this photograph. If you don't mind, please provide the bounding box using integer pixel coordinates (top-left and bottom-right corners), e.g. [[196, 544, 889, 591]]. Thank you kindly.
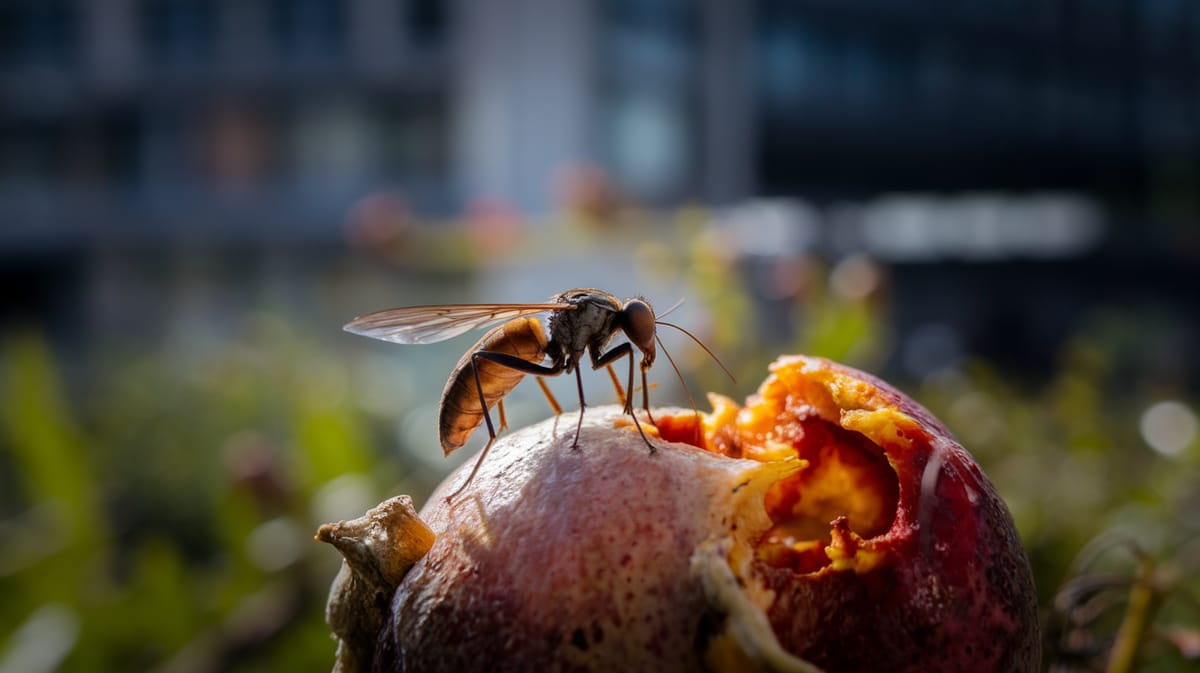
[[654, 334, 700, 436], [655, 320, 736, 384], [653, 321, 735, 448], [656, 297, 686, 319]]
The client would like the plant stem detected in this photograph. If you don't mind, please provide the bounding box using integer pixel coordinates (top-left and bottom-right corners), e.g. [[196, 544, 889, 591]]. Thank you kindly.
[[1105, 557, 1162, 673]]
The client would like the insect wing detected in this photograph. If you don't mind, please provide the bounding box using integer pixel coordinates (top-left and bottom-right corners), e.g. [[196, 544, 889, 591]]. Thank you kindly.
[[343, 303, 566, 345]]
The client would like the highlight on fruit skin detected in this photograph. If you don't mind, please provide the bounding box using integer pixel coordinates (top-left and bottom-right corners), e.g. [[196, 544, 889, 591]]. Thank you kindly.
[[317, 355, 1041, 673]]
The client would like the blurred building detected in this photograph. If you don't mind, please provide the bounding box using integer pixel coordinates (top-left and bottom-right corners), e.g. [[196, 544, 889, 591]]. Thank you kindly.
[[6, 0, 1197, 226], [1, 0, 1197, 373]]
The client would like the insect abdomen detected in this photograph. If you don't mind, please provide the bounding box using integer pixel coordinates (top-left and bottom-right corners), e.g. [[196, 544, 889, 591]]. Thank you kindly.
[[438, 317, 549, 455]]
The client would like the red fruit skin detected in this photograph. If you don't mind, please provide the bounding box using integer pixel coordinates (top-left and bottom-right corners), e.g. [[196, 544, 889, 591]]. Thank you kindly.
[[754, 357, 1040, 672]]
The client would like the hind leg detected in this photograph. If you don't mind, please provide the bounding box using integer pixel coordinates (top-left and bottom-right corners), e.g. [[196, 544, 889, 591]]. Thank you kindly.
[[446, 351, 565, 501]]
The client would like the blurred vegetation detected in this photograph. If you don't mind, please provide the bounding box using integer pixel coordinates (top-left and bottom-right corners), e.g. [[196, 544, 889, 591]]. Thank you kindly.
[[1, 215, 1198, 672], [0, 317, 430, 673]]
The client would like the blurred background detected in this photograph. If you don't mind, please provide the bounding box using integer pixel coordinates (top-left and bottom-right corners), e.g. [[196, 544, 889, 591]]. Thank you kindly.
[[2, 1, 1198, 671]]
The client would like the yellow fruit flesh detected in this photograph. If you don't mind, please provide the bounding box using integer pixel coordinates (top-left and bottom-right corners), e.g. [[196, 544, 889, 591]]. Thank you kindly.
[[659, 361, 904, 576]]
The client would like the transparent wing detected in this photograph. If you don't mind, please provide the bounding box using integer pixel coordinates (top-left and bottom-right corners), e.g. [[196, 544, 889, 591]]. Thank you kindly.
[[343, 303, 569, 345]]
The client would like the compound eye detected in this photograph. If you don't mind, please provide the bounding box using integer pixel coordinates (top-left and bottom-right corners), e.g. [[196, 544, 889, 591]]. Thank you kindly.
[[622, 300, 656, 355]]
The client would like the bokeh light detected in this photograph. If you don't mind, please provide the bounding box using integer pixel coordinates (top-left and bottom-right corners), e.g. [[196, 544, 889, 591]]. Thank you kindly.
[[1140, 400, 1198, 458]]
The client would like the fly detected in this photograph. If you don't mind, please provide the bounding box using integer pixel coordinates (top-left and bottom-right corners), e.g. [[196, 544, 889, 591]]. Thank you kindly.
[[344, 288, 731, 499]]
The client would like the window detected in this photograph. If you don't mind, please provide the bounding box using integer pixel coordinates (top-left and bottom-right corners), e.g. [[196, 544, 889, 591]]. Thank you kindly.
[[141, 0, 215, 69], [272, 0, 344, 66], [1, 1, 76, 69]]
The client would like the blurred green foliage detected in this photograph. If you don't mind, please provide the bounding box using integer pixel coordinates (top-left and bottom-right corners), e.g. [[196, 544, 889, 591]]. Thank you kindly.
[[1, 227, 1197, 672], [0, 317, 423, 673]]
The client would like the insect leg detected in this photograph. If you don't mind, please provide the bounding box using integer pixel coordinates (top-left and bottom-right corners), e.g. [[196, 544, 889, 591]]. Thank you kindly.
[[572, 367, 586, 449], [591, 343, 633, 414], [447, 435, 498, 501], [640, 365, 654, 424], [497, 399, 508, 433], [592, 343, 656, 454], [535, 377, 562, 415], [446, 351, 565, 501], [604, 363, 627, 408]]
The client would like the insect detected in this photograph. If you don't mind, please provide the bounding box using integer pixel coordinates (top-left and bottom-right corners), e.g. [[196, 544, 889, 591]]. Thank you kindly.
[[344, 288, 729, 499]]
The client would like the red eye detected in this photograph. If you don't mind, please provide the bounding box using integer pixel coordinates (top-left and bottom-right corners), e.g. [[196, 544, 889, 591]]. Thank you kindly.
[[622, 300, 656, 355]]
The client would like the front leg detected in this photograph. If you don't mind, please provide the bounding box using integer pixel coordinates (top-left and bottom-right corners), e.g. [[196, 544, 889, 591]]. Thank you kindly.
[[591, 343, 656, 454], [590, 342, 634, 414]]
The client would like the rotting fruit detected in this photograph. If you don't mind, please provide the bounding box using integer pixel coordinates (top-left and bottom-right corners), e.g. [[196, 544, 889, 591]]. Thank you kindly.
[[318, 355, 1040, 673]]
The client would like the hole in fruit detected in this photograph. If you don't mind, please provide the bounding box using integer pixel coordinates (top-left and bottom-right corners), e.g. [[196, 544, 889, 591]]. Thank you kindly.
[[655, 413, 707, 449], [656, 394, 743, 456], [754, 418, 898, 574], [659, 399, 901, 576], [657, 377, 901, 575]]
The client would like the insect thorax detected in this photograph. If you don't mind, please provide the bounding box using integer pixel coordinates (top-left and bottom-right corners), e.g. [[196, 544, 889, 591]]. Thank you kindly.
[[545, 291, 622, 371]]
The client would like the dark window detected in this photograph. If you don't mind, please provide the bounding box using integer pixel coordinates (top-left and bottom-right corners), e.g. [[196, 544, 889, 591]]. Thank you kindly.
[[272, 0, 344, 65], [406, 0, 445, 45], [141, 0, 216, 68], [0, 1, 76, 68]]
